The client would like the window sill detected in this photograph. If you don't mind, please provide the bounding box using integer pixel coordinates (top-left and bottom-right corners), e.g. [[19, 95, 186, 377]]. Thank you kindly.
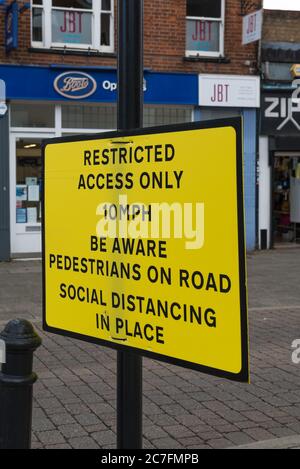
[[29, 47, 116, 58], [184, 56, 230, 64]]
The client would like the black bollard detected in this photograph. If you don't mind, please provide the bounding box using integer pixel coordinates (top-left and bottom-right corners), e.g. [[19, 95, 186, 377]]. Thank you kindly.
[[0, 319, 42, 449]]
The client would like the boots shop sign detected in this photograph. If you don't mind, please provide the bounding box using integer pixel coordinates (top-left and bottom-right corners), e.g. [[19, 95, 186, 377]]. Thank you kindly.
[[54, 71, 97, 99], [261, 80, 300, 136]]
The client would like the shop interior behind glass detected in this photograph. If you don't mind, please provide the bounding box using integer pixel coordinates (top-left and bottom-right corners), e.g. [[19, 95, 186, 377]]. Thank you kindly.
[[273, 152, 300, 247], [16, 139, 42, 225]]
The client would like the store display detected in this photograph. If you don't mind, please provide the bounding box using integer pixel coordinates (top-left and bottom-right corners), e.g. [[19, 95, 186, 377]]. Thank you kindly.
[[290, 177, 300, 223], [273, 156, 300, 243], [27, 207, 37, 224], [25, 177, 38, 186], [15, 140, 42, 232], [16, 185, 27, 201], [16, 208, 27, 224], [28, 185, 40, 202], [15, 178, 41, 224]]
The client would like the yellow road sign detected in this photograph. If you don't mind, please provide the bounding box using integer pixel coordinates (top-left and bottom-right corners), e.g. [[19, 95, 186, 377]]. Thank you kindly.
[[43, 119, 249, 382]]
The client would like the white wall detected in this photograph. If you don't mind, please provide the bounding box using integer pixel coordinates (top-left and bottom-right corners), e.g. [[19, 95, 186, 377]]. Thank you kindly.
[[258, 136, 271, 248]]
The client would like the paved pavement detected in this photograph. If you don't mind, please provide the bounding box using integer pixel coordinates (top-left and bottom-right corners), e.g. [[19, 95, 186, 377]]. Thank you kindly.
[[1, 249, 300, 449]]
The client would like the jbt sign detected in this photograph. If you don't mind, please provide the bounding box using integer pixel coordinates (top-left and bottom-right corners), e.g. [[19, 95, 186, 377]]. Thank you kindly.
[[199, 74, 260, 108], [242, 10, 263, 46]]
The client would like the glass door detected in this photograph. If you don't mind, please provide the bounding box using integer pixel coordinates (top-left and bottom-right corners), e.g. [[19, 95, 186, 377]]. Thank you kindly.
[[10, 133, 53, 256]]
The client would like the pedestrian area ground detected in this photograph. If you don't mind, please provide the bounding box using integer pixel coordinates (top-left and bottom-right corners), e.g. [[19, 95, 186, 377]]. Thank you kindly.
[[1, 250, 300, 449]]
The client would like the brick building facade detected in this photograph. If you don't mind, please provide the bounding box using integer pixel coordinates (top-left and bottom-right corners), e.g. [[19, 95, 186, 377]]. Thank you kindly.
[[0, 1, 259, 74], [0, 0, 261, 259], [262, 9, 300, 44], [258, 9, 300, 250]]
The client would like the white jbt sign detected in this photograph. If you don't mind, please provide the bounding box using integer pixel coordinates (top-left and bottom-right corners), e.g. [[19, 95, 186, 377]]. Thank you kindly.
[[198, 74, 260, 108], [242, 9, 263, 45]]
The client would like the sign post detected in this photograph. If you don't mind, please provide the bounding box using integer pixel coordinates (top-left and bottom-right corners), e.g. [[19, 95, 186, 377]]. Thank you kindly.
[[117, 0, 143, 450], [43, 8, 249, 448]]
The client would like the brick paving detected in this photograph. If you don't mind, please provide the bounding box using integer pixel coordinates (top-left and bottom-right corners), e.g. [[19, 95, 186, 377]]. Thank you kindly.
[[1, 249, 300, 449]]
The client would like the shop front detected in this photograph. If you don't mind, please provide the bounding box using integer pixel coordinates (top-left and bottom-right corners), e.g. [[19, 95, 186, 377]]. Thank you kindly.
[[0, 64, 198, 259], [198, 74, 260, 251], [259, 83, 300, 249]]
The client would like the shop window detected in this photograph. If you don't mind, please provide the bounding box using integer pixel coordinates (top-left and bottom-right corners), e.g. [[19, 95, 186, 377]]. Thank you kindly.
[[11, 103, 55, 128], [31, 0, 114, 52], [16, 139, 42, 226], [32, 0, 44, 42], [144, 106, 193, 127], [61, 104, 193, 130], [186, 0, 225, 58], [273, 155, 300, 245], [61, 103, 117, 129], [199, 107, 240, 121]]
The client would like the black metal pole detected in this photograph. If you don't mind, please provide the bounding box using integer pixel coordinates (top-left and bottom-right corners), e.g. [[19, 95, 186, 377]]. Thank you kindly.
[[118, 0, 144, 131], [0, 319, 42, 449], [117, 0, 143, 449]]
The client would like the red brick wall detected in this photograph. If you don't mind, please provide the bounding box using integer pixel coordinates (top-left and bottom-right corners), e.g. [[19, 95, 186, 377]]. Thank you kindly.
[[0, 1, 261, 75], [144, 0, 260, 74], [0, 1, 117, 67], [263, 9, 300, 43]]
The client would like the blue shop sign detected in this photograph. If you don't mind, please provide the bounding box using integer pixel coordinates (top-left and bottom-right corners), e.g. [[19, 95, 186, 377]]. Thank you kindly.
[[5, 1, 18, 53], [0, 64, 198, 106]]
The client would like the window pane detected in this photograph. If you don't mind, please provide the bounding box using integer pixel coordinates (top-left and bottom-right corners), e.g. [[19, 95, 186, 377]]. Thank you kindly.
[[52, 10, 92, 44], [101, 13, 110, 46], [102, 0, 111, 11], [144, 106, 192, 127], [186, 19, 220, 52], [11, 103, 55, 128], [200, 108, 240, 120], [52, 0, 93, 9], [62, 104, 117, 129], [16, 139, 42, 225], [32, 8, 43, 42], [187, 0, 221, 18], [33, 0, 43, 5]]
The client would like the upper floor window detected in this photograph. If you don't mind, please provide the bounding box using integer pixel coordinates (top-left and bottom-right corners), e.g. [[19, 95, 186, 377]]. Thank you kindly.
[[31, 0, 114, 52], [186, 0, 225, 58]]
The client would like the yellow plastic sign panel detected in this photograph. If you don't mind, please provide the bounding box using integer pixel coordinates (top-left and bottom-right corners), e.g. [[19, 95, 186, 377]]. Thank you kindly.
[[43, 119, 249, 382]]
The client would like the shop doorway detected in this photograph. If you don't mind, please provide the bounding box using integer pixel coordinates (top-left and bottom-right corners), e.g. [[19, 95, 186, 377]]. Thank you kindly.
[[10, 133, 54, 256], [273, 152, 300, 248]]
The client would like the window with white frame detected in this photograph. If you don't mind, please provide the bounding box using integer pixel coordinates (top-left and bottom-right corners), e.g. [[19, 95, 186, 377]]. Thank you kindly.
[[186, 0, 225, 57], [31, 0, 114, 52]]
